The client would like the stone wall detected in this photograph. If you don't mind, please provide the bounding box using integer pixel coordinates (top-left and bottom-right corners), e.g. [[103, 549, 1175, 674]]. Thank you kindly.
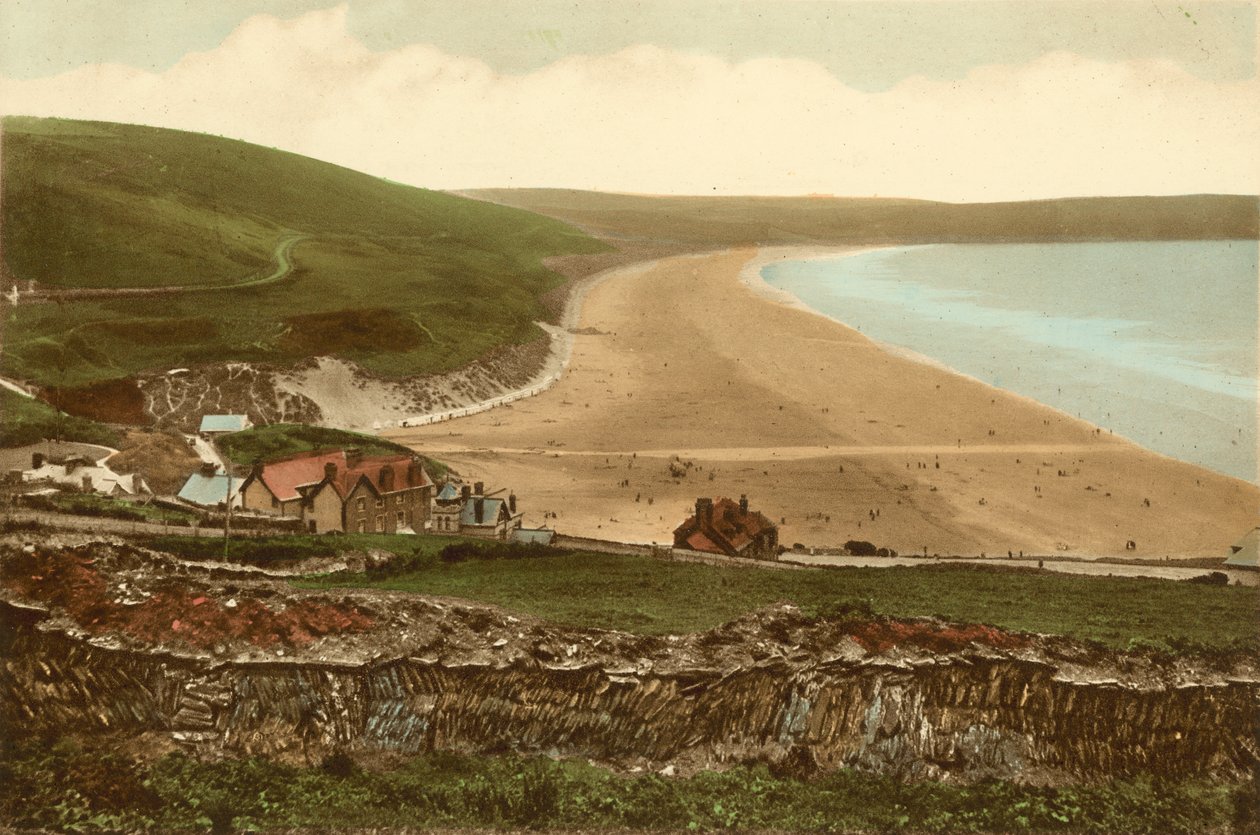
[[3, 600, 1255, 783]]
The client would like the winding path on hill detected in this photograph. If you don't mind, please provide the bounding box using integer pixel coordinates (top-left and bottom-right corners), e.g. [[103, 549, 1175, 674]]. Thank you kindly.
[[6, 232, 307, 303]]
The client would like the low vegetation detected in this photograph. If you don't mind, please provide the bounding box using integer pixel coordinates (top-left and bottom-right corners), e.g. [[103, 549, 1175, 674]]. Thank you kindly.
[[474, 188, 1260, 246], [217, 423, 448, 477], [22, 493, 199, 525], [2, 117, 607, 389], [291, 538, 1260, 651], [0, 389, 121, 448], [0, 737, 1251, 834]]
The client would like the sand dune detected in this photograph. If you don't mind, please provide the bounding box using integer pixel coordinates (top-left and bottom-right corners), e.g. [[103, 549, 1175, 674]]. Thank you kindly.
[[386, 249, 1258, 558]]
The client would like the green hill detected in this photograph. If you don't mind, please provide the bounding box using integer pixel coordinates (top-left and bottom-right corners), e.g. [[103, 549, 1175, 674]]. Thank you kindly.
[[468, 188, 1259, 246], [1, 117, 606, 388]]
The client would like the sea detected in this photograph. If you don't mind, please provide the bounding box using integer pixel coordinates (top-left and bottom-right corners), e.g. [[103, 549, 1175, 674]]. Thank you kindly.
[[760, 241, 1258, 483]]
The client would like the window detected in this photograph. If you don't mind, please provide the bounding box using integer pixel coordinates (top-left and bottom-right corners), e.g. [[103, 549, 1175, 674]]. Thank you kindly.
[[396, 495, 403, 505], [396, 511, 405, 526], [271, 496, 278, 508], [356, 497, 365, 511], [357, 520, 366, 533], [375, 515, 384, 532], [375, 498, 384, 509]]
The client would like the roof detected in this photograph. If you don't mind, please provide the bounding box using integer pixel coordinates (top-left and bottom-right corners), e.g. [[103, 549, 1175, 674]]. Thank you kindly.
[[461, 497, 506, 527], [674, 497, 776, 555], [177, 471, 241, 506], [1225, 527, 1259, 569], [199, 415, 250, 433], [685, 530, 723, 554], [436, 482, 460, 502], [23, 462, 145, 496], [329, 454, 431, 498], [254, 450, 344, 502], [253, 449, 431, 503]]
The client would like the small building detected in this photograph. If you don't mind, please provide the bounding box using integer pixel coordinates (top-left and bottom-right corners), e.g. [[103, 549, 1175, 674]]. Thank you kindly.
[[512, 527, 555, 546], [238, 448, 433, 534], [176, 463, 242, 509], [198, 414, 252, 435], [673, 495, 779, 560], [431, 480, 523, 540], [1225, 527, 1259, 570], [20, 452, 149, 497]]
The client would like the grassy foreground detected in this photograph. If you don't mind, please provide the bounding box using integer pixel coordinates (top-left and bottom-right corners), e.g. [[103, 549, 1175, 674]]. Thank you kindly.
[[2, 117, 606, 388], [261, 536, 1260, 651], [1, 737, 1252, 835]]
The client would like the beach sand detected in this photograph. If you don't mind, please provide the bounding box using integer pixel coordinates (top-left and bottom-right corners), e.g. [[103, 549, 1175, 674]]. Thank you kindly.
[[386, 249, 1259, 558]]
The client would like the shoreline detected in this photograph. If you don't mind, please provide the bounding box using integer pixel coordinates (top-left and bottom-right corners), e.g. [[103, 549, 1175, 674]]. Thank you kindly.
[[386, 247, 1259, 558], [740, 244, 1253, 486]]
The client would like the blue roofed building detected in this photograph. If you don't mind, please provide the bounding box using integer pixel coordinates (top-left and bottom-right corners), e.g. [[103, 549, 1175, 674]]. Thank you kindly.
[[177, 464, 243, 508], [198, 414, 252, 435], [431, 480, 523, 539]]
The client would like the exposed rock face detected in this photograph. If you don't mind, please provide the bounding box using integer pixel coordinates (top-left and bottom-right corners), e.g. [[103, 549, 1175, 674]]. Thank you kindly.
[[136, 363, 321, 431], [1, 540, 1256, 783]]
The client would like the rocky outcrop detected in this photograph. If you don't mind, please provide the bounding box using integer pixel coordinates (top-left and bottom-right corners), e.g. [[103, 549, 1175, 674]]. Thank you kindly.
[[1, 540, 1256, 784]]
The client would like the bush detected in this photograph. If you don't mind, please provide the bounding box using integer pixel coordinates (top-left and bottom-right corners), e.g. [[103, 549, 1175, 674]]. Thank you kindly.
[[844, 539, 878, 556]]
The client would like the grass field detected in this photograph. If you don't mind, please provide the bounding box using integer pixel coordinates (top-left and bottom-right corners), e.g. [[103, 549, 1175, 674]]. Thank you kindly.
[[0, 389, 121, 448], [216, 423, 449, 478], [1, 117, 607, 388], [2, 738, 1249, 834], [289, 538, 1260, 651]]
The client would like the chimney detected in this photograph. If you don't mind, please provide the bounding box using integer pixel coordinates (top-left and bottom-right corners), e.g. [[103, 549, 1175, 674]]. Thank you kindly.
[[474, 481, 484, 496], [474, 497, 485, 523], [31, 452, 43, 469], [739, 494, 749, 515], [408, 461, 425, 486], [324, 462, 337, 481], [508, 493, 517, 514], [695, 497, 713, 524], [461, 484, 472, 501], [379, 466, 394, 491], [81, 474, 93, 492], [200, 462, 217, 478], [251, 458, 264, 478], [345, 447, 362, 467]]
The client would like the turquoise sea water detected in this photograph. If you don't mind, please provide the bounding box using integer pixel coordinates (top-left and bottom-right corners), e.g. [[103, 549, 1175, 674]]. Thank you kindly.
[[762, 241, 1258, 483]]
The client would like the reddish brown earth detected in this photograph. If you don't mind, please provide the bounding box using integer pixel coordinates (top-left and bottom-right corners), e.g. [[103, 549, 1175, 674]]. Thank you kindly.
[[1, 544, 373, 651], [46, 377, 150, 425]]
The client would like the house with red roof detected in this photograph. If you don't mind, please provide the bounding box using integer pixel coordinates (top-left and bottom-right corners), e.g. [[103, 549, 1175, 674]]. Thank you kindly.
[[673, 495, 779, 560], [238, 448, 433, 534]]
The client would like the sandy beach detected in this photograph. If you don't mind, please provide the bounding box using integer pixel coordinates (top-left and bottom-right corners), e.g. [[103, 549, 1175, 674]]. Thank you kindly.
[[385, 248, 1259, 558]]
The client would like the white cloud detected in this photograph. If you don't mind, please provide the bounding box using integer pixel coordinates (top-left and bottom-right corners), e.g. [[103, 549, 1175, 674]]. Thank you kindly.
[[2, 4, 1256, 201]]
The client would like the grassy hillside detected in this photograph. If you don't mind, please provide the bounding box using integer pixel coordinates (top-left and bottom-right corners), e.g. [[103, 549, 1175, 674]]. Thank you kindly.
[[1, 118, 606, 388], [0, 389, 121, 448], [468, 188, 1259, 246], [217, 423, 450, 479]]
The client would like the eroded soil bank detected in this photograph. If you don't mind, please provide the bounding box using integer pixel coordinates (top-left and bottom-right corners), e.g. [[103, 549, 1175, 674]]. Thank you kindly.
[[1, 538, 1256, 785]]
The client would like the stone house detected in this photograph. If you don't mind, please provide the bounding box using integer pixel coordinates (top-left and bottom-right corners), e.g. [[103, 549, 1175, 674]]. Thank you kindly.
[[673, 495, 779, 559], [432, 480, 523, 540], [20, 452, 149, 497], [238, 448, 433, 534]]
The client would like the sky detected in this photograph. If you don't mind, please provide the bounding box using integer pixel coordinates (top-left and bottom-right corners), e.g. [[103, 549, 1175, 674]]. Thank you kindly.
[[1, 1, 1257, 200]]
